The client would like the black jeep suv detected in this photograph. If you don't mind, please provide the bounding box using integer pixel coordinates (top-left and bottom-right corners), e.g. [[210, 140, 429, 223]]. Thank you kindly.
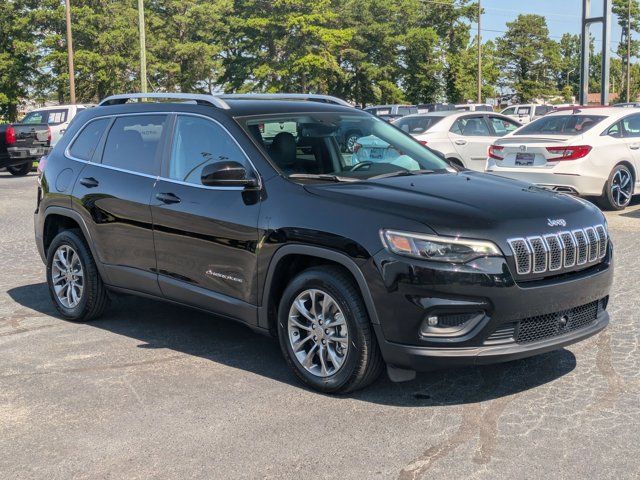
[[35, 93, 613, 393]]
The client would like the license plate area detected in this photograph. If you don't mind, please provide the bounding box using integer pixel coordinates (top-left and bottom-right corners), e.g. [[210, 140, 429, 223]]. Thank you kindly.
[[515, 152, 535, 166]]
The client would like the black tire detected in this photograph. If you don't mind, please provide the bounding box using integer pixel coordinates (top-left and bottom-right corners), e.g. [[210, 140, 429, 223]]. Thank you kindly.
[[598, 163, 634, 211], [46, 229, 109, 321], [7, 162, 31, 176], [277, 266, 384, 393], [343, 131, 362, 153]]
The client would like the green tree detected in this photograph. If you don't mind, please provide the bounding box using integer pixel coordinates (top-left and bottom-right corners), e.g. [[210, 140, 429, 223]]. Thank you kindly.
[[496, 14, 560, 102], [0, 0, 40, 120]]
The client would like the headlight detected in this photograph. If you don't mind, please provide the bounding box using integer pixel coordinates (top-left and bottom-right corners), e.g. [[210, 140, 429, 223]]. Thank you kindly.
[[380, 229, 502, 263]]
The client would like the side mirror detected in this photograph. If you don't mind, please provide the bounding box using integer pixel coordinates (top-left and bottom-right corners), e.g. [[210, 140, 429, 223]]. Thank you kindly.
[[201, 161, 259, 188]]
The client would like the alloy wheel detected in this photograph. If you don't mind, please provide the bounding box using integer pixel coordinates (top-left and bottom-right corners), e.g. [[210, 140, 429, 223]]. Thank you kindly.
[[611, 167, 633, 208], [287, 289, 349, 378], [51, 245, 84, 308]]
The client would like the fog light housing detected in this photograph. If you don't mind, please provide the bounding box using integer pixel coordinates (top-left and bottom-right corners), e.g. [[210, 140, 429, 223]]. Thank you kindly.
[[420, 311, 486, 337]]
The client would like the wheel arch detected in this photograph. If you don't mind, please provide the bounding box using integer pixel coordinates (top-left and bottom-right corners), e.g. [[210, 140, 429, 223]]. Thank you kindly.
[[41, 206, 109, 282], [259, 245, 380, 335], [616, 160, 636, 193]]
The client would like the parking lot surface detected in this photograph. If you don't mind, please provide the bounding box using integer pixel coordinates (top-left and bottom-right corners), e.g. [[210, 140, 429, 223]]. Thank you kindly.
[[1, 172, 639, 480]]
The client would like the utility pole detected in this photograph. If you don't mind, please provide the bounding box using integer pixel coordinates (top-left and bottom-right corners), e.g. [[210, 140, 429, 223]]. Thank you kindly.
[[65, 0, 76, 104], [138, 0, 147, 93], [477, 0, 482, 103], [627, 0, 632, 102]]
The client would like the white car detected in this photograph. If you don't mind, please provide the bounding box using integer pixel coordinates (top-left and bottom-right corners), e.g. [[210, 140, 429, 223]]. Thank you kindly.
[[454, 103, 494, 112], [393, 111, 521, 171], [500, 104, 554, 124], [21, 104, 94, 146], [486, 107, 640, 210]]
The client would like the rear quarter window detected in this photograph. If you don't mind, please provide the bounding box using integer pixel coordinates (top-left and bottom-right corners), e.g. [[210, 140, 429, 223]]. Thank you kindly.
[[514, 115, 606, 136], [68, 118, 110, 161]]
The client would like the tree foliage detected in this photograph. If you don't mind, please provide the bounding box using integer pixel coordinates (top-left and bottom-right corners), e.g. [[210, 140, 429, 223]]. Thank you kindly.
[[2, 0, 639, 114]]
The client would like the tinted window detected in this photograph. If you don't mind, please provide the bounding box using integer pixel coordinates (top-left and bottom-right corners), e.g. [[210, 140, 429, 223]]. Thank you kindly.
[[451, 116, 491, 136], [102, 115, 167, 175], [534, 106, 550, 116], [502, 107, 516, 115], [394, 116, 443, 134], [169, 115, 249, 184], [22, 109, 69, 126], [514, 115, 606, 136], [489, 116, 519, 136], [68, 118, 110, 161], [478, 105, 493, 112], [622, 114, 640, 138]]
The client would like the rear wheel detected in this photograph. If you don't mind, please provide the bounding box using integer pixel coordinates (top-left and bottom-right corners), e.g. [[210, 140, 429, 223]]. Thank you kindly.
[[277, 266, 383, 393], [598, 164, 633, 210], [7, 162, 31, 176], [46, 230, 109, 321]]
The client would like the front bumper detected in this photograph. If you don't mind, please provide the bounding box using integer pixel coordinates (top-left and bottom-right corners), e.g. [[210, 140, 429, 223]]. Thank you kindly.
[[374, 310, 608, 370], [366, 244, 613, 371]]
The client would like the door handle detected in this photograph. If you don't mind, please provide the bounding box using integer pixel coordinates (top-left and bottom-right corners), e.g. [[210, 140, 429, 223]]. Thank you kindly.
[[79, 177, 99, 188], [630, 144, 640, 150], [455, 139, 467, 145], [156, 192, 181, 204]]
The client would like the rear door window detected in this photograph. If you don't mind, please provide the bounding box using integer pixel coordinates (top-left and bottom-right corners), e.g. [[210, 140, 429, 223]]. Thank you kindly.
[[622, 114, 640, 137], [101, 115, 167, 175], [68, 118, 110, 161], [451, 116, 491, 136]]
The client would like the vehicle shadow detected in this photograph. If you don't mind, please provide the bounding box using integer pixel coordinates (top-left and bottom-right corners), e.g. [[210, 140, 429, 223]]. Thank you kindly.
[[7, 282, 577, 407]]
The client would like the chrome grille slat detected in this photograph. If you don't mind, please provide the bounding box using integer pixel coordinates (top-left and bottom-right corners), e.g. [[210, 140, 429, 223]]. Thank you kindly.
[[508, 224, 607, 277], [573, 229, 588, 265], [544, 234, 563, 271], [595, 224, 607, 259], [528, 236, 548, 273]]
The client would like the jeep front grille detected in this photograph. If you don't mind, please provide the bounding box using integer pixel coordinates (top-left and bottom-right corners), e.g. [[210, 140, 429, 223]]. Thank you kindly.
[[507, 224, 607, 276]]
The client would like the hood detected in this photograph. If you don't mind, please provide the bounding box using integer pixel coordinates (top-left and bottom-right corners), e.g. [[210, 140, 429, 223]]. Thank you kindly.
[[304, 171, 605, 246]]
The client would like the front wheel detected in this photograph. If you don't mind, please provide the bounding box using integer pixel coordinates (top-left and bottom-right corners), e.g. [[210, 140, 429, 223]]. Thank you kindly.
[[598, 164, 634, 210], [7, 162, 31, 176], [277, 266, 383, 393]]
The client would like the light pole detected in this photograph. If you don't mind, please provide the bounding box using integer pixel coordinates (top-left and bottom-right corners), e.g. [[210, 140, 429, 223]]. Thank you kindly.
[[65, 0, 76, 103], [477, 0, 482, 103], [138, 0, 147, 93], [627, 0, 631, 102]]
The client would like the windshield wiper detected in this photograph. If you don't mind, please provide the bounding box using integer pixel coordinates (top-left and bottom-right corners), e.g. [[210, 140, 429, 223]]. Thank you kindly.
[[288, 173, 360, 183], [367, 169, 436, 181]]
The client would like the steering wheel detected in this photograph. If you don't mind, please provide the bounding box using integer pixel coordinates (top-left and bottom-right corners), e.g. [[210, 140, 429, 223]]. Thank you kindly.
[[349, 161, 373, 172]]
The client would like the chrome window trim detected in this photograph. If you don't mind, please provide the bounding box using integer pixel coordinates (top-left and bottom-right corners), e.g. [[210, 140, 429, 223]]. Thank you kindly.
[[64, 111, 262, 191]]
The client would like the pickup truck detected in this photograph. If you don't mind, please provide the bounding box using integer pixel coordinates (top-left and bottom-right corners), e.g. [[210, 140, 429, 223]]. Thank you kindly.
[[0, 123, 52, 176], [21, 104, 93, 146]]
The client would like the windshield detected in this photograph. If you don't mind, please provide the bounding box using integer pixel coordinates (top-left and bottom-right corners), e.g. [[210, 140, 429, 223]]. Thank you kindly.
[[239, 112, 451, 181], [514, 114, 606, 136], [393, 116, 443, 134]]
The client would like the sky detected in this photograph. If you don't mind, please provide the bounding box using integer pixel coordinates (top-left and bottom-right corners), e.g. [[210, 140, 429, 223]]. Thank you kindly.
[[479, 0, 624, 52]]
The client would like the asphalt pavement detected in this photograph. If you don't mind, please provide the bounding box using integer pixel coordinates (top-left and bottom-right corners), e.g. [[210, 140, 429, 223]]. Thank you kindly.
[[1, 172, 639, 480]]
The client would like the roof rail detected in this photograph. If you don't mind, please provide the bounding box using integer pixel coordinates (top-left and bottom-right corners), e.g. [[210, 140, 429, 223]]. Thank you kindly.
[[98, 93, 230, 109], [218, 93, 352, 107]]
